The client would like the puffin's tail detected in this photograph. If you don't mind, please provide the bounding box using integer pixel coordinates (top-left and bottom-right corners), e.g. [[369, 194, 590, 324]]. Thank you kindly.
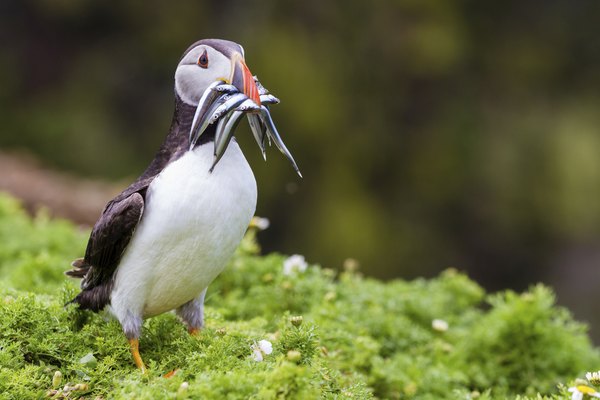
[[64, 259, 112, 312], [65, 258, 90, 279]]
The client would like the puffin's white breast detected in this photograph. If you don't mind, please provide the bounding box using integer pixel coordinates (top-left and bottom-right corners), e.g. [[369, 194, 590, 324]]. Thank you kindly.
[[110, 141, 257, 318]]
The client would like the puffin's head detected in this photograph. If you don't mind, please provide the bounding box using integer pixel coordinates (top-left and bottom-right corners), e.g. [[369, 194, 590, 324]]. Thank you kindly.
[[175, 39, 260, 107], [177, 38, 302, 177]]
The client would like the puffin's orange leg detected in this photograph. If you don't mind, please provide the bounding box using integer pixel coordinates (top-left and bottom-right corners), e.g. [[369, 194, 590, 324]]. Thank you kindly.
[[160, 326, 199, 378], [129, 338, 146, 373]]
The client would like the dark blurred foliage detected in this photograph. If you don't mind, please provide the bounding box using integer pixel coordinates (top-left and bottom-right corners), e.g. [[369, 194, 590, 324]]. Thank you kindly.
[[1, 1, 600, 334]]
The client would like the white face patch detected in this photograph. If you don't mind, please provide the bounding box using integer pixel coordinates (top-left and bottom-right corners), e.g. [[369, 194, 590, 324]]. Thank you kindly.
[[175, 45, 233, 105]]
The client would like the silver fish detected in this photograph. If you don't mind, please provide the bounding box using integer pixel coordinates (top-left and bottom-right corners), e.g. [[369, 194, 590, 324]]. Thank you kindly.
[[208, 93, 248, 123], [247, 114, 267, 160], [211, 84, 239, 93], [259, 94, 280, 105], [189, 91, 246, 149], [211, 110, 245, 172], [236, 98, 262, 112], [255, 78, 269, 95], [189, 80, 226, 149], [259, 106, 302, 177], [189, 93, 231, 149]]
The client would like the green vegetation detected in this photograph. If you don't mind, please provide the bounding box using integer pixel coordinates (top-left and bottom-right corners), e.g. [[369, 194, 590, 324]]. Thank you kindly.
[[0, 192, 598, 399]]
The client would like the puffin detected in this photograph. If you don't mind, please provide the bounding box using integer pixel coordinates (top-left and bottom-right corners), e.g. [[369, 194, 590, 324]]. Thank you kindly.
[[66, 39, 299, 372]]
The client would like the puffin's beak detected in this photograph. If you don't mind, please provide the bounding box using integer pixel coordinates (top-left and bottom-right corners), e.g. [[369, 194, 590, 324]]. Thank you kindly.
[[231, 54, 261, 106]]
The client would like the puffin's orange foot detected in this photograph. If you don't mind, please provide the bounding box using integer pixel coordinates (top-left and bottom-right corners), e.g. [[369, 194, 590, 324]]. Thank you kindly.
[[129, 338, 146, 373], [188, 327, 201, 336], [163, 369, 180, 378]]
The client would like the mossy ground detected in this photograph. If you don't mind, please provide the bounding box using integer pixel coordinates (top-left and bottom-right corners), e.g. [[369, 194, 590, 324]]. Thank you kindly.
[[0, 193, 597, 399]]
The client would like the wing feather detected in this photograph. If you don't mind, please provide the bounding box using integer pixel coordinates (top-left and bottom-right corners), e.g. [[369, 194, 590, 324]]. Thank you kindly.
[[67, 192, 144, 311], [81, 192, 144, 289]]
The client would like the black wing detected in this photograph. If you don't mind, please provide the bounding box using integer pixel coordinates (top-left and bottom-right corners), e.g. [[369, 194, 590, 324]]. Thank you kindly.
[[83, 192, 145, 287], [67, 191, 144, 311]]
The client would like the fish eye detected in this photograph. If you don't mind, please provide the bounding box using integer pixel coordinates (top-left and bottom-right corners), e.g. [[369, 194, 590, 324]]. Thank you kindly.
[[198, 50, 209, 68]]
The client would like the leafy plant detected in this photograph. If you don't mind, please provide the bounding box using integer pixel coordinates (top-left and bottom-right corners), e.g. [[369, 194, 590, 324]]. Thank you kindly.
[[0, 193, 597, 399]]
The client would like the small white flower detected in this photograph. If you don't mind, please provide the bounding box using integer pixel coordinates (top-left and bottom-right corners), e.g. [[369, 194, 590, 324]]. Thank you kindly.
[[252, 348, 263, 362], [258, 339, 273, 355], [251, 339, 273, 362], [283, 254, 308, 275], [432, 319, 449, 332], [178, 381, 189, 395], [587, 371, 600, 385], [569, 387, 583, 400], [569, 385, 600, 400], [250, 216, 270, 230]]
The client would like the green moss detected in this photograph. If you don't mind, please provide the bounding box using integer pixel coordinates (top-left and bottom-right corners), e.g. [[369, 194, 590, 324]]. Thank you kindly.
[[0, 192, 597, 399]]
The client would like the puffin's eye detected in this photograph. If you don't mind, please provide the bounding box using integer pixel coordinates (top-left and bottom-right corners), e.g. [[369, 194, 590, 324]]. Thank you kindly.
[[197, 50, 209, 69]]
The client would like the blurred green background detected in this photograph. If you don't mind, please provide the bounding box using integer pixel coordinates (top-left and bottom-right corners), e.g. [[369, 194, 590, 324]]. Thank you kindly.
[[1, 2, 599, 335]]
